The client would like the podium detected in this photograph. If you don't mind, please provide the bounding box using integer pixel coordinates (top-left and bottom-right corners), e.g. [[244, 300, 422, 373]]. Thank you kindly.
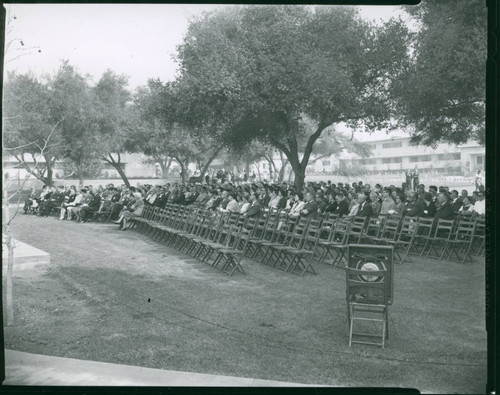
[[345, 244, 393, 348]]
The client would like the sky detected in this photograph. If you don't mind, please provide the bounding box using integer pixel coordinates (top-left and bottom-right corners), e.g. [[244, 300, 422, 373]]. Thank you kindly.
[[3, 3, 413, 141]]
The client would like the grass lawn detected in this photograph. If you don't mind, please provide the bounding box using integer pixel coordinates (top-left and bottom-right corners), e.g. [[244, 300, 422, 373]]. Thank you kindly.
[[4, 210, 487, 393]]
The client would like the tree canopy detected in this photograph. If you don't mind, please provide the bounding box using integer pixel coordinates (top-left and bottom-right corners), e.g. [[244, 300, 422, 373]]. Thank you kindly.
[[3, 4, 486, 188], [397, 0, 486, 146], [174, 5, 411, 189]]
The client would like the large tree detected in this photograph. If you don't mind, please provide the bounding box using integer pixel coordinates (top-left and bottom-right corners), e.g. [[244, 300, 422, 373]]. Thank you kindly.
[[93, 69, 134, 187], [396, 0, 487, 146], [3, 72, 63, 186], [133, 80, 224, 183], [175, 5, 411, 189], [48, 61, 103, 186]]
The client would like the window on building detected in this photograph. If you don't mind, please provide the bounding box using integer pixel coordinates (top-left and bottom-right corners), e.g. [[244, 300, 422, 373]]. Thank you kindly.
[[382, 141, 403, 149], [410, 155, 431, 163], [381, 157, 402, 164], [437, 153, 461, 160], [322, 160, 331, 166], [477, 156, 483, 165]]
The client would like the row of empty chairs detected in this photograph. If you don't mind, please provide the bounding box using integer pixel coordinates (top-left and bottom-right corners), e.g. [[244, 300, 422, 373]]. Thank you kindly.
[[127, 204, 485, 277]]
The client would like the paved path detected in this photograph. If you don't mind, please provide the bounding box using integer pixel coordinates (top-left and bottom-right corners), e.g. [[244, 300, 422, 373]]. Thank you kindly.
[[3, 350, 323, 387]]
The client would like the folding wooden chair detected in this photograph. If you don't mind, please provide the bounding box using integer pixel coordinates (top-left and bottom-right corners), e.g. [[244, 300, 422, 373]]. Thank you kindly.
[[215, 224, 248, 276], [180, 209, 210, 254], [273, 217, 316, 275], [184, 210, 214, 257], [392, 216, 418, 264], [325, 212, 339, 222], [472, 217, 485, 257], [409, 217, 434, 256], [360, 217, 385, 244], [371, 217, 400, 247], [317, 220, 350, 267], [421, 219, 455, 260], [170, 207, 200, 250], [248, 211, 280, 262], [348, 216, 367, 244], [302, 218, 323, 260], [260, 216, 298, 268], [443, 219, 476, 264]]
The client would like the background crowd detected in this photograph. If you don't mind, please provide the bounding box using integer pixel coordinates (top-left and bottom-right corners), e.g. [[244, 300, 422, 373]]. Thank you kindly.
[[23, 177, 486, 228]]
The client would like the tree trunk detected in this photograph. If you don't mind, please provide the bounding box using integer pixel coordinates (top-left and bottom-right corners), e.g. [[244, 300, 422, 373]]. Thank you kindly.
[[103, 154, 130, 187], [267, 159, 274, 182], [178, 161, 188, 183], [255, 164, 262, 181], [110, 163, 130, 187], [289, 157, 305, 191], [78, 172, 84, 188], [43, 155, 55, 187], [278, 159, 289, 183], [15, 155, 53, 186], [157, 157, 172, 179], [3, 185, 15, 326], [199, 144, 224, 179]]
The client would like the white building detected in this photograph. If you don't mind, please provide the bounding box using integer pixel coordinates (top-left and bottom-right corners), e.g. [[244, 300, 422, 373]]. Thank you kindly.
[[318, 137, 484, 176]]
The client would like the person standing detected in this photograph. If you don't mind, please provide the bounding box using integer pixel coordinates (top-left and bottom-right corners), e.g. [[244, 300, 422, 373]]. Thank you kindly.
[[474, 170, 484, 192]]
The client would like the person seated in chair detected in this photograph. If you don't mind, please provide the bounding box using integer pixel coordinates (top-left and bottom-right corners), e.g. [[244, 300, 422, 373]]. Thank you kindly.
[[433, 192, 455, 221], [243, 192, 261, 217], [66, 189, 88, 221], [403, 191, 423, 218], [24, 186, 38, 214], [39, 185, 65, 216], [355, 193, 373, 218], [114, 193, 144, 230], [299, 191, 318, 219], [80, 191, 102, 222], [421, 192, 436, 218], [59, 187, 78, 220], [450, 190, 463, 212]]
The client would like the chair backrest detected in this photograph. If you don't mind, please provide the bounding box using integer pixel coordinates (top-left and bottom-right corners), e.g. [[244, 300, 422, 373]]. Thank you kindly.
[[432, 218, 455, 240], [291, 216, 311, 248], [379, 218, 400, 241], [261, 211, 280, 241], [349, 216, 367, 244], [183, 207, 199, 232], [319, 218, 337, 242], [415, 217, 434, 237], [364, 217, 385, 239], [474, 217, 485, 237], [207, 211, 226, 243], [454, 220, 476, 242], [397, 216, 418, 241], [332, 220, 350, 244], [326, 212, 339, 222], [346, 244, 394, 306]]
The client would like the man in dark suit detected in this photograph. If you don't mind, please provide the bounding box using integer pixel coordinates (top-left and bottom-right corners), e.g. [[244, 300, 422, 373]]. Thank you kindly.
[[216, 190, 230, 210], [244, 192, 261, 217], [450, 190, 463, 212], [434, 192, 455, 220], [300, 191, 318, 219], [315, 190, 327, 214], [39, 185, 65, 216], [356, 193, 373, 218], [333, 193, 349, 217], [421, 192, 436, 218], [404, 191, 423, 217]]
